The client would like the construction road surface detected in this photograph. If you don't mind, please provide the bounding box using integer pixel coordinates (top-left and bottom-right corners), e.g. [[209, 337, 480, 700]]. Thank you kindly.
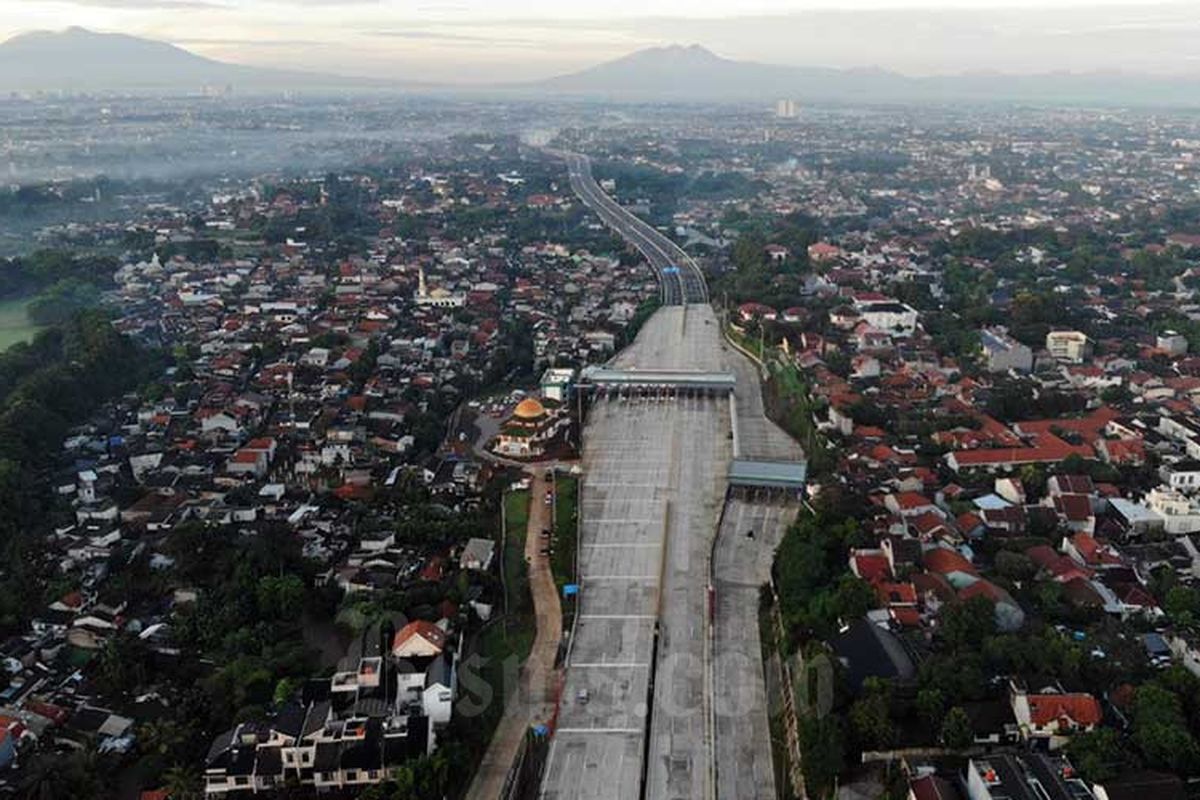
[[541, 306, 730, 800], [539, 150, 806, 800]]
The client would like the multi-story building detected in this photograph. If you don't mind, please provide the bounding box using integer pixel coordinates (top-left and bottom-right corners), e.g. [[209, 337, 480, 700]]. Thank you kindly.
[[1045, 330, 1093, 363]]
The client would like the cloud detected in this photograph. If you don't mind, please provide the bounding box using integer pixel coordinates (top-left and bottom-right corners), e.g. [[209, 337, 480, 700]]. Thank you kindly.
[[56, 0, 228, 8], [173, 36, 328, 47], [371, 29, 489, 42], [369, 29, 542, 46], [259, 0, 381, 4]]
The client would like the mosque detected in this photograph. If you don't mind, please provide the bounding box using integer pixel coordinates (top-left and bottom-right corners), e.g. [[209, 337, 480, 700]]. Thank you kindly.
[[414, 265, 466, 309], [491, 395, 571, 459]]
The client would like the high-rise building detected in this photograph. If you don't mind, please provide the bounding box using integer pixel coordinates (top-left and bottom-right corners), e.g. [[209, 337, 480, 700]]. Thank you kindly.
[[774, 99, 798, 119]]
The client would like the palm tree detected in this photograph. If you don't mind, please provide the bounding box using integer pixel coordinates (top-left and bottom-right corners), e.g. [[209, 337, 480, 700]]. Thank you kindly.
[[19, 754, 65, 800], [21, 749, 105, 800]]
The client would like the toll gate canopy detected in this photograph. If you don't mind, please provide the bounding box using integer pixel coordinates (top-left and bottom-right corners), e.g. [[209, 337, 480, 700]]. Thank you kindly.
[[578, 366, 736, 393], [728, 458, 808, 490]]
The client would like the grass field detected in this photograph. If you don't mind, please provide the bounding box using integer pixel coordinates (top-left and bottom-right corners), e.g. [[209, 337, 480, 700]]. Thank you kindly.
[[502, 489, 532, 619], [0, 297, 42, 352], [552, 474, 579, 590]]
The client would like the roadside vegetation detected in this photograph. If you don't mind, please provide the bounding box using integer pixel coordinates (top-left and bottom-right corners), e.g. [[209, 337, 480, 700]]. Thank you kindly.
[[552, 474, 579, 591]]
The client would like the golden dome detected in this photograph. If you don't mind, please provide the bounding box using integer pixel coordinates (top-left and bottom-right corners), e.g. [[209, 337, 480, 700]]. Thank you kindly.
[[513, 397, 546, 420]]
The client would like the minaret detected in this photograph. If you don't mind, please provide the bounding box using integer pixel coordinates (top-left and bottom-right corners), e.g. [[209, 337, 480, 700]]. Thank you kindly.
[[417, 265, 428, 298]]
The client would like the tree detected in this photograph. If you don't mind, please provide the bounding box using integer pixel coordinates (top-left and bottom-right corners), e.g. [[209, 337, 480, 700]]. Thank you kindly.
[[139, 718, 186, 757], [799, 715, 845, 799], [1132, 683, 1200, 773], [916, 688, 945, 728], [939, 595, 996, 651], [19, 749, 105, 800], [97, 632, 151, 695], [995, 551, 1037, 583], [256, 574, 305, 619], [274, 676, 299, 706], [1067, 729, 1124, 782], [1164, 586, 1200, 626], [161, 765, 203, 800], [1101, 384, 1132, 405], [832, 576, 877, 623], [850, 685, 895, 750], [941, 706, 974, 750]]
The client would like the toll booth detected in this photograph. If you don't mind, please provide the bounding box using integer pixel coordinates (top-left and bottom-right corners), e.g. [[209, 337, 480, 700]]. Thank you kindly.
[[727, 458, 808, 500]]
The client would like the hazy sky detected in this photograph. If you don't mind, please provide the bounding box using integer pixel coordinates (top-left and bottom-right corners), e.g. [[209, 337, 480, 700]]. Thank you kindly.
[[0, 0, 1197, 82]]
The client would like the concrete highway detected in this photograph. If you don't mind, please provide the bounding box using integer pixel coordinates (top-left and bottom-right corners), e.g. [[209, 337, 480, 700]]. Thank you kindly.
[[559, 150, 708, 306], [541, 150, 805, 800], [711, 496, 798, 800], [541, 305, 730, 800], [540, 386, 729, 800], [712, 321, 804, 800]]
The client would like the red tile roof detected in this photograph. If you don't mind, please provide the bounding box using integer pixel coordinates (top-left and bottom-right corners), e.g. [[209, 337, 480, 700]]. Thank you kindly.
[[894, 491, 935, 510], [392, 620, 447, 654], [1026, 545, 1092, 581], [852, 553, 892, 583], [923, 547, 978, 577], [959, 579, 1013, 606], [1070, 533, 1123, 567], [910, 509, 950, 535], [1054, 494, 1095, 522], [876, 581, 918, 606], [1027, 693, 1102, 728]]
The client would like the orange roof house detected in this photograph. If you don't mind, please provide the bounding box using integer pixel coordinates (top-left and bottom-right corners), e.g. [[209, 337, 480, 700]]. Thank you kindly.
[[392, 620, 448, 659]]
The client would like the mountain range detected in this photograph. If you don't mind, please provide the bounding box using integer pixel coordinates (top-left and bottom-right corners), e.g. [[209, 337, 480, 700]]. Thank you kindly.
[[3, 28, 1199, 108], [540, 44, 1200, 106], [0, 27, 392, 93]]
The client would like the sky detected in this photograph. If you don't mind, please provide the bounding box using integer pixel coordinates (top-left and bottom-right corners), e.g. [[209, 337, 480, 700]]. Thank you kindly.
[[0, 0, 1197, 83]]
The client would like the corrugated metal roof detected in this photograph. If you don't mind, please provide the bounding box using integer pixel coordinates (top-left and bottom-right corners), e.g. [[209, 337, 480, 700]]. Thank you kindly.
[[728, 459, 807, 488], [579, 366, 736, 389]]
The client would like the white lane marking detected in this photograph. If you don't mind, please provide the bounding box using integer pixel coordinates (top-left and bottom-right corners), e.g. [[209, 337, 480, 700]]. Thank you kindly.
[[585, 575, 657, 580], [582, 543, 661, 548]]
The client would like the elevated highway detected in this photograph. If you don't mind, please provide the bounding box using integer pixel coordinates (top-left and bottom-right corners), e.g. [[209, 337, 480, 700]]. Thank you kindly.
[[558, 150, 708, 306]]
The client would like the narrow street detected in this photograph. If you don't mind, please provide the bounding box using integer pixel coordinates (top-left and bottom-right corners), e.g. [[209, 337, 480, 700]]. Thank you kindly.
[[466, 470, 564, 800]]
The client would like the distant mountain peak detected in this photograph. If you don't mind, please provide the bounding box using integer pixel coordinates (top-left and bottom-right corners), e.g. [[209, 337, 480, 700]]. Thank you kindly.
[[616, 43, 725, 65], [535, 42, 1200, 106], [0, 26, 392, 93]]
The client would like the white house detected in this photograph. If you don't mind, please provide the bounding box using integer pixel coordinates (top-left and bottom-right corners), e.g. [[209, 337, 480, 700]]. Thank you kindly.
[[980, 327, 1034, 373], [855, 300, 919, 338], [459, 538, 496, 571], [1145, 487, 1200, 535], [1009, 681, 1101, 749], [1163, 459, 1200, 494]]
